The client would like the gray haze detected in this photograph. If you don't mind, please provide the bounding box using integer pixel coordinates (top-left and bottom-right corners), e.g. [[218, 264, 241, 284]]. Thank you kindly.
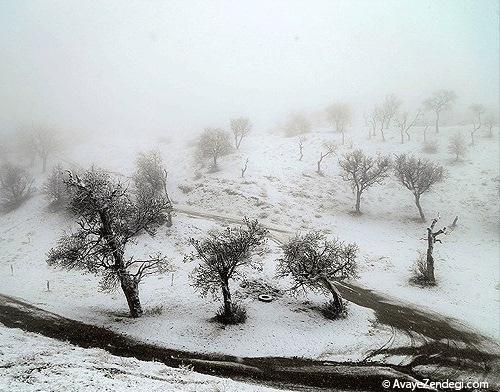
[[0, 0, 498, 136]]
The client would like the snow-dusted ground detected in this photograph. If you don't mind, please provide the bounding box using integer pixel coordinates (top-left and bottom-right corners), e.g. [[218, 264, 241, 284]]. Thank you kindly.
[[0, 124, 498, 362], [0, 324, 290, 392]]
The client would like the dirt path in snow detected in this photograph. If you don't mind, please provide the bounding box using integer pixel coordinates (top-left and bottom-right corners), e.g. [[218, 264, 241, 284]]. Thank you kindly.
[[1, 293, 432, 392], [175, 205, 500, 386]]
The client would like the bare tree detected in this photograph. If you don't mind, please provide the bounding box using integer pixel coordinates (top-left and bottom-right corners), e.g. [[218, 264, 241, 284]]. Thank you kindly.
[[393, 154, 445, 221], [483, 114, 497, 138], [298, 136, 306, 161], [43, 165, 71, 209], [395, 109, 421, 143], [28, 128, 60, 172], [186, 219, 267, 324], [0, 163, 35, 209], [422, 217, 447, 284], [277, 231, 358, 318], [316, 142, 337, 174], [284, 113, 311, 137], [367, 109, 379, 139], [241, 158, 249, 178], [230, 117, 252, 149], [469, 104, 485, 146], [196, 128, 233, 169], [339, 150, 391, 213], [448, 133, 467, 161], [326, 103, 352, 145], [47, 169, 172, 318], [133, 150, 173, 227], [381, 94, 401, 129], [423, 90, 457, 133]]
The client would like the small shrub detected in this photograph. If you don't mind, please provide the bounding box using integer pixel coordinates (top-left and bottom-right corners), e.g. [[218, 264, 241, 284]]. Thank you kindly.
[[146, 304, 164, 316], [422, 140, 439, 154], [320, 299, 349, 320], [0, 163, 35, 210], [214, 302, 247, 325]]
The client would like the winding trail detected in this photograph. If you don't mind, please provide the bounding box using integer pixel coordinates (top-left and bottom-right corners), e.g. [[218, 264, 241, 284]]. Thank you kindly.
[[1, 184, 498, 390], [175, 205, 500, 388]]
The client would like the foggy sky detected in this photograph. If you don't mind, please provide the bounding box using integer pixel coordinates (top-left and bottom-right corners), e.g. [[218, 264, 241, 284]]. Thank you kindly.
[[0, 0, 498, 136]]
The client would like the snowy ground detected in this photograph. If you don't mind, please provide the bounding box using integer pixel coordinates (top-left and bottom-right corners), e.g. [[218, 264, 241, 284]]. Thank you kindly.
[[0, 324, 291, 392], [0, 123, 498, 363]]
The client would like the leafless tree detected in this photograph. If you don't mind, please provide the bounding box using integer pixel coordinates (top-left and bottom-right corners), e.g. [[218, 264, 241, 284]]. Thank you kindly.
[[43, 165, 71, 209], [284, 113, 311, 137], [47, 169, 172, 318], [448, 133, 467, 161], [483, 114, 497, 138], [395, 109, 421, 143], [423, 90, 457, 133], [316, 142, 337, 174], [366, 109, 379, 139], [133, 150, 173, 226], [422, 217, 447, 284], [230, 117, 252, 149], [393, 154, 445, 221], [381, 94, 401, 129], [469, 104, 485, 146], [24, 128, 60, 172], [186, 219, 267, 324], [339, 150, 391, 213], [0, 163, 35, 209], [277, 231, 358, 318], [196, 128, 233, 169], [298, 136, 306, 161], [241, 158, 249, 178], [326, 103, 351, 145]]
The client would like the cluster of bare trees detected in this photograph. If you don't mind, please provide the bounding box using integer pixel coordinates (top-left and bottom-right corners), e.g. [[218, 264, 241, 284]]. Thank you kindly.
[[337, 150, 445, 221], [195, 116, 252, 172]]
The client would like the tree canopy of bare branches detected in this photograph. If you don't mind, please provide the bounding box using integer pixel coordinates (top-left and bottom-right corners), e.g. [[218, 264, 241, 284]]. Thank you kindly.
[[284, 113, 311, 137], [230, 117, 252, 149], [0, 163, 35, 210], [393, 154, 445, 221], [277, 231, 358, 316], [448, 133, 467, 161], [423, 90, 457, 133], [381, 94, 401, 129], [46, 168, 172, 318], [395, 109, 421, 143], [133, 150, 173, 226], [186, 219, 267, 324], [316, 142, 337, 174], [326, 103, 351, 145], [339, 150, 391, 213], [469, 104, 485, 146], [196, 128, 233, 169]]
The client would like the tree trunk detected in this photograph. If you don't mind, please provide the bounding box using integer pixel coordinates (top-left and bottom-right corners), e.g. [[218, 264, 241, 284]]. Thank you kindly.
[[435, 111, 440, 134], [320, 278, 343, 312], [406, 129, 411, 141], [355, 189, 361, 213], [213, 154, 218, 168], [426, 228, 436, 283], [470, 131, 475, 146], [221, 282, 233, 318], [401, 130, 404, 144], [381, 129, 385, 141], [341, 131, 345, 145], [120, 272, 143, 318], [317, 157, 323, 174], [415, 194, 425, 221]]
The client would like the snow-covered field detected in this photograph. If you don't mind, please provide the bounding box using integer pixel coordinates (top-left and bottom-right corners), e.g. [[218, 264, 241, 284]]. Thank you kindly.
[[0, 124, 498, 363], [0, 324, 289, 392]]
